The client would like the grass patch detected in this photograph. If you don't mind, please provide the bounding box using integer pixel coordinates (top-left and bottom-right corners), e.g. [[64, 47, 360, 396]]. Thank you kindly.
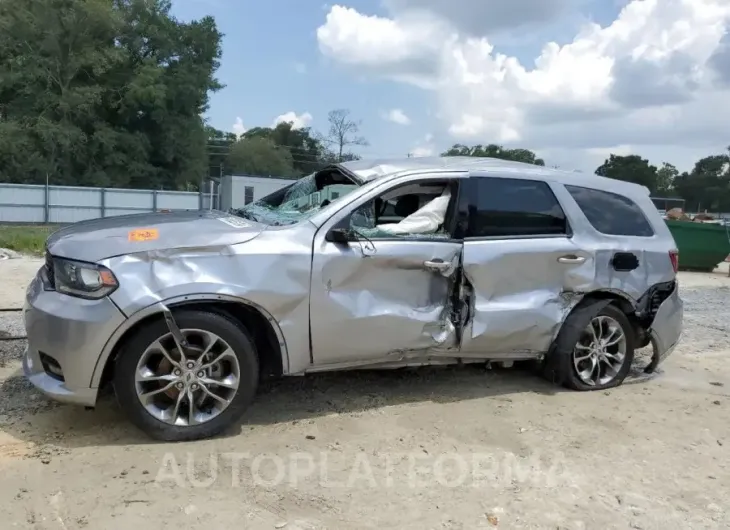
[[0, 225, 57, 255]]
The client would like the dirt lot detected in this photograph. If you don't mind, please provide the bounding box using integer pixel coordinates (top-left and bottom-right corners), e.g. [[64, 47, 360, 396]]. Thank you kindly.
[[1, 256, 729, 529]]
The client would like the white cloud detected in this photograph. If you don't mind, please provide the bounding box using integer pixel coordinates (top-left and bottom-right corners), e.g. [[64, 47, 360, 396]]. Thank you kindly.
[[382, 108, 411, 125], [410, 133, 436, 157], [272, 111, 314, 129], [317, 0, 730, 171], [410, 146, 434, 157], [232, 117, 246, 137]]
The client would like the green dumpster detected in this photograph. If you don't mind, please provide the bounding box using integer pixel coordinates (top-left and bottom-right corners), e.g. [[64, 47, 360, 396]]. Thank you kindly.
[[666, 220, 730, 272]]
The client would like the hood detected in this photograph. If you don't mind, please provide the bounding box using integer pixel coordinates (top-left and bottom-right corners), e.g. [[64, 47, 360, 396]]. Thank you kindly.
[[46, 210, 265, 262]]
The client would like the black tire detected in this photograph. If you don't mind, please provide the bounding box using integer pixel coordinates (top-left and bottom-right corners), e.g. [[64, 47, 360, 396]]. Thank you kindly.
[[543, 301, 635, 391], [113, 309, 259, 442]]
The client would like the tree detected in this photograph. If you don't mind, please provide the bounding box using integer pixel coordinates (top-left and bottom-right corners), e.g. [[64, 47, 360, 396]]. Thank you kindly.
[[319, 150, 361, 165], [244, 122, 325, 175], [595, 154, 658, 191], [206, 126, 236, 177], [321, 109, 368, 162], [227, 137, 296, 176], [0, 0, 223, 189], [655, 162, 679, 195], [673, 148, 730, 212], [441, 143, 545, 166]]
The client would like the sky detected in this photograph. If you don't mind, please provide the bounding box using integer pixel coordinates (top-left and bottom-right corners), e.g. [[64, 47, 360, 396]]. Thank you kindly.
[[171, 0, 730, 173]]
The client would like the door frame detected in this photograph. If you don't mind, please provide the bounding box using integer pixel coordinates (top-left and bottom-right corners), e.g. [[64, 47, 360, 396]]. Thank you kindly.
[[314, 170, 469, 243], [455, 173, 589, 358], [308, 171, 470, 367]]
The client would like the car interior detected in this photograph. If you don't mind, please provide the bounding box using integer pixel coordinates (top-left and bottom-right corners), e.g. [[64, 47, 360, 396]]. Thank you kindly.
[[351, 181, 455, 236]]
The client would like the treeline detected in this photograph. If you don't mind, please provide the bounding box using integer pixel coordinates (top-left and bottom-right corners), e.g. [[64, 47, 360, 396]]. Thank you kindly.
[[1, 0, 724, 209], [0, 0, 222, 190], [594, 151, 730, 213], [0, 0, 369, 189], [206, 109, 367, 178], [440, 143, 730, 213]]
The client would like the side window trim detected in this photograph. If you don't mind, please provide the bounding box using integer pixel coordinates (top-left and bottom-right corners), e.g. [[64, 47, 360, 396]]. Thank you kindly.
[[465, 176, 571, 239]]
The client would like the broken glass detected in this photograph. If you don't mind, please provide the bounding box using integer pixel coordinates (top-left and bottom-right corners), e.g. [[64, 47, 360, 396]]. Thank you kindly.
[[231, 174, 359, 226]]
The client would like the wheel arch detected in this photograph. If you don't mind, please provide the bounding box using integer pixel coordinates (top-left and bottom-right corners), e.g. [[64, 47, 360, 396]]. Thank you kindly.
[[577, 288, 636, 313], [92, 294, 289, 389], [571, 289, 648, 347], [548, 289, 648, 353], [544, 291, 637, 388]]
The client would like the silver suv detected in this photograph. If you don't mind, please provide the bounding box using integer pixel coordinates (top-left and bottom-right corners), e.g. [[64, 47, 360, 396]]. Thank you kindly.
[[23, 157, 683, 441]]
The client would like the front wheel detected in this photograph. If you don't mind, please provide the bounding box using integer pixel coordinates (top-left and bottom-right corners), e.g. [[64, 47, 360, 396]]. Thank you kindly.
[[113, 310, 259, 441], [548, 302, 635, 391]]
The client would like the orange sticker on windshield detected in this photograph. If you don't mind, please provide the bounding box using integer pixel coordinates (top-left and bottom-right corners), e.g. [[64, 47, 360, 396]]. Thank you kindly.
[[128, 228, 159, 242]]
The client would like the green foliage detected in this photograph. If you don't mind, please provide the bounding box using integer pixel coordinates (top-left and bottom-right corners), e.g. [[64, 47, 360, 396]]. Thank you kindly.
[[655, 163, 679, 195], [207, 115, 366, 178], [672, 149, 730, 212], [595, 154, 658, 191], [0, 225, 55, 255], [0, 0, 223, 190], [592, 149, 730, 211], [206, 126, 237, 177], [441, 143, 545, 166], [243, 122, 325, 175], [228, 137, 296, 176]]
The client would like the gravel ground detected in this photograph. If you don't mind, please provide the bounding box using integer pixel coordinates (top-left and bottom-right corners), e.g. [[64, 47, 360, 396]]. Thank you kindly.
[[0, 256, 729, 529]]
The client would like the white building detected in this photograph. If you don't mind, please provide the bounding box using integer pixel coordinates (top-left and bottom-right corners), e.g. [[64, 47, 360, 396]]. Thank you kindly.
[[217, 174, 298, 211]]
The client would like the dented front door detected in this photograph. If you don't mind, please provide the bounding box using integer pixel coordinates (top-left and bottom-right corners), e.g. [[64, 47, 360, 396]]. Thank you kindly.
[[310, 239, 462, 365]]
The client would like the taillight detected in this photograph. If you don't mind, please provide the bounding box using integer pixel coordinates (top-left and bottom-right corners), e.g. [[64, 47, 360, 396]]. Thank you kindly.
[[669, 250, 679, 274]]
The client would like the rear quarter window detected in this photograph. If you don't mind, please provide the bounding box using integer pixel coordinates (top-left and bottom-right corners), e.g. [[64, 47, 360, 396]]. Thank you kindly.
[[565, 185, 654, 237]]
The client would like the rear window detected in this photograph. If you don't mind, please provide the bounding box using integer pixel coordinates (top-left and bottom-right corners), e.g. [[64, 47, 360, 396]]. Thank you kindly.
[[566, 185, 654, 237]]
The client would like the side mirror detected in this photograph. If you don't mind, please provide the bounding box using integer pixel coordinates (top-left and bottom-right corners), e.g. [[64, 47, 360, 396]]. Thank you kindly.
[[325, 228, 352, 244]]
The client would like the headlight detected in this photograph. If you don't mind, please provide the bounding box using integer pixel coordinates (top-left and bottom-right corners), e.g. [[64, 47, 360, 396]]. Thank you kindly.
[[52, 257, 118, 299]]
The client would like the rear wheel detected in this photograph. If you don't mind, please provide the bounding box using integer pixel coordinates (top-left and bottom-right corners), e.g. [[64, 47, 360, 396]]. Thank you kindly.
[[546, 302, 635, 391], [113, 310, 259, 441]]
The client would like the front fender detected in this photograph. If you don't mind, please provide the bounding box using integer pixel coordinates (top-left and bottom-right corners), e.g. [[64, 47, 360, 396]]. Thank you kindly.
[[90, 293, 290, 388]]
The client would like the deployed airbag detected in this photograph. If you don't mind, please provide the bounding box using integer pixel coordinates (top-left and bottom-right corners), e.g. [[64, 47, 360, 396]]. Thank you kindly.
[[378, 190, 451, 235]]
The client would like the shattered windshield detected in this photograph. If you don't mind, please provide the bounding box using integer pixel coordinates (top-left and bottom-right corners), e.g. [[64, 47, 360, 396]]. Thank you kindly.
[[231, 171, 360, 226]]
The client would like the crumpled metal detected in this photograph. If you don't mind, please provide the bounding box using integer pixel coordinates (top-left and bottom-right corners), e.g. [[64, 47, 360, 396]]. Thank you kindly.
[[39, 156, 682, 395]]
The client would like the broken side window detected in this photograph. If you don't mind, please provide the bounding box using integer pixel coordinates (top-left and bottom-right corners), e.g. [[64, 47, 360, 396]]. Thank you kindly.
[[349, 182, 454, 240]]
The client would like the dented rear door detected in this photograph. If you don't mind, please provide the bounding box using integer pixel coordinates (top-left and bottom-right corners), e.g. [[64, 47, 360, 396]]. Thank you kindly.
[[458, 175, 592, 358]]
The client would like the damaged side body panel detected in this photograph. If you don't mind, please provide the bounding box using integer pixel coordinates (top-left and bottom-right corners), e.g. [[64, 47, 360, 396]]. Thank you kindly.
[[94, 221, 318, 384], [21, 153, 688, 445], [54, 159, 681, 392], [429, 171, 680, 365], [307, 171, 467, 370]]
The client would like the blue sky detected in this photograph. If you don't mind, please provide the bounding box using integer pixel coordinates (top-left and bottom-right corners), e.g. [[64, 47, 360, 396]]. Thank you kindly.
[[171, 0, 626, 160]]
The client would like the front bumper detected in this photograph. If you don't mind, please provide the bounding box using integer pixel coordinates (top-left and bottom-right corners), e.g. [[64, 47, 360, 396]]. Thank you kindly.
[[645, 281, 683, 372], [22, 271, 126, 406]]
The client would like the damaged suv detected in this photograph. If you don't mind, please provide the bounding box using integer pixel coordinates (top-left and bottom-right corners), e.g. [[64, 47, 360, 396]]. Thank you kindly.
[[23, 157, 683, 441]]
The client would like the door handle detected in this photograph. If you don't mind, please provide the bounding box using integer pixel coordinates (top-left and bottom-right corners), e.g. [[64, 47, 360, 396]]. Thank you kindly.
[[424, 259, 451, 272], [557, 255, 586, 264]]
